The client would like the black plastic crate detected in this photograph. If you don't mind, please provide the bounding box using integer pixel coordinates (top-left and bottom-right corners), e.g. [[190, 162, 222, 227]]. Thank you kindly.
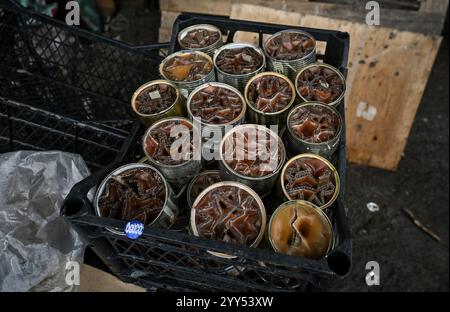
[[0, 0, 168, 127], [0, 97, 140, 171], [61, 14, 352, 291]]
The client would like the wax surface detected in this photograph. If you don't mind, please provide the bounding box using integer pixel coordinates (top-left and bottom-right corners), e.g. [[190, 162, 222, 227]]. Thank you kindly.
[[180, 28, 220, 48], [216, 47, 263, 74], [265, 32, 314, 61], [135, 83, 177, 115], [247, 74, 293, 113], [270, 203, 331, 259], [190, 172, 221, 201], [190, 85, 244, 124], [163, 53, 212, 82], [98, 168, 166, 224], [223, 127, 282, 177], [145, 119, 194, 165], [283, 157, 336, 206], [194, 185, 262, 245], [289, 105, 339, 143], [296, 65, 344, 103]]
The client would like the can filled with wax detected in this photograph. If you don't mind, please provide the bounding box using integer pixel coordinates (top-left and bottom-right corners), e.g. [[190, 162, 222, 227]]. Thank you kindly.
[[186, 170, 221, 210], [286, 102, 342, 158], [219, 124, 285, 198], [94, 163, 178, 235], [159, 50, 215, 98], [142, 117, 202, 189], [187, 82, 246, 160], [213, 42, 266, 93], [131, 80, 186, 127], [268, 200, 334, 259], [295, 62, 346, 108], [177, 24, 223, 57], [244, 71, 296, 128], [190, 181, 266, 259], [279, 153, 340, 210], [263, 29, 316, 82]]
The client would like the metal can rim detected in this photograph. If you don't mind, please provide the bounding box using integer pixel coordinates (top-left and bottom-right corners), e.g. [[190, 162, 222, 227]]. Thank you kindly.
[[286, 101, 343, 146], [294, 62, 346, 107], [186, 170, 221, 209], [219, 124, 286, 181], [244, 71, 296, 116], [177, 23, 223, 51], [280, 153, 340, 210], [263, 29, 316, 63], [213, 42, 266, 78], [142, 116, 200, 169], [131, 80, 181, 118], [190, 181, 267, 254], [93, 162, 171, 235], [159, 50, 214, 85], [267, 199, 334, 257], [187, 82, 247, 126]]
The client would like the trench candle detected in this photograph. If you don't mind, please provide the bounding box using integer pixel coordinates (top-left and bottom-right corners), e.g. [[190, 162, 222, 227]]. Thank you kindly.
[[187, 170, 221, 209], [187, 82, 246, 159], [269, 200, 333, 259], [244, 72, 295, 127], [190, 181, 266, 258], [295, 63, 346, 108], [143, 117, 202, 189], [160, 50, 215, 97], [94, 163, 178, 234], [178, 24, 223, 57], [214, 43, 265, 93], [280, 153, 339, 210], [264, 29, 316, 82], [286, 102, 342, 158], [131, 80, 185, 127], [219, 124, 285, 198]]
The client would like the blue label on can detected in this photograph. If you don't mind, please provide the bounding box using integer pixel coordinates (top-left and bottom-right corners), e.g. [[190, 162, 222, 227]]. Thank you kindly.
[[124, 220, 144, 239]]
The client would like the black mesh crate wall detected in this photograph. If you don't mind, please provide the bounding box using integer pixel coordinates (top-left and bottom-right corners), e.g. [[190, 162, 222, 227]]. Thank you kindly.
[[62, 14, 352, 292], [0, 0, 168, 125], [0, 98, 139, 171]]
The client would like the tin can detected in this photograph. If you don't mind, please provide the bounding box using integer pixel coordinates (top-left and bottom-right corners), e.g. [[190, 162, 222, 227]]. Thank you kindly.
[[213, 43, 266, 93], [159, 50, 215, 98], [187, 82, 247, 160], [142, 117, 202, 189], [131, 80, 186, 127], [190, 181, 266, 259], [244, 72, 296, 128], [219, 124, 286, 198], [285, 102, 342, 158], [268, 200, 334, 259], [279, 153, 340, 210], [177, 24, 223, 57], [263, 29, 316, 82], [295, 62, 346, 108], [94, 163, 178, 235], [186, 170, 221, 209]]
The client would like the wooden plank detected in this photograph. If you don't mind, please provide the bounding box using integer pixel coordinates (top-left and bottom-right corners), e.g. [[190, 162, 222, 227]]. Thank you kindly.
[[80, 264, 145, 292], [158, 27, 173, 43], [160, 10, 180, 30], [231, 4, 442, 170], [160, 0, 448, 35]]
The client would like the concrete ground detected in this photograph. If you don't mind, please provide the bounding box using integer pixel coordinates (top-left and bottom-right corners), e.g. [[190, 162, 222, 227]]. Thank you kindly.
[[331, 28, 449, 291]]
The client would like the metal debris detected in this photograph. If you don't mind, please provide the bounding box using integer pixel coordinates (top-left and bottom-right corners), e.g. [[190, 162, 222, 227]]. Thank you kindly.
[[402, 208, 442, 243], [366, 202, 380, 212]]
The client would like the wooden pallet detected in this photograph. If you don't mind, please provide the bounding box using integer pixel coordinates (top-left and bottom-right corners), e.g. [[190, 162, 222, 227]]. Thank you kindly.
[[158, 1, 445, 170], [159, 0, 448, 36]]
